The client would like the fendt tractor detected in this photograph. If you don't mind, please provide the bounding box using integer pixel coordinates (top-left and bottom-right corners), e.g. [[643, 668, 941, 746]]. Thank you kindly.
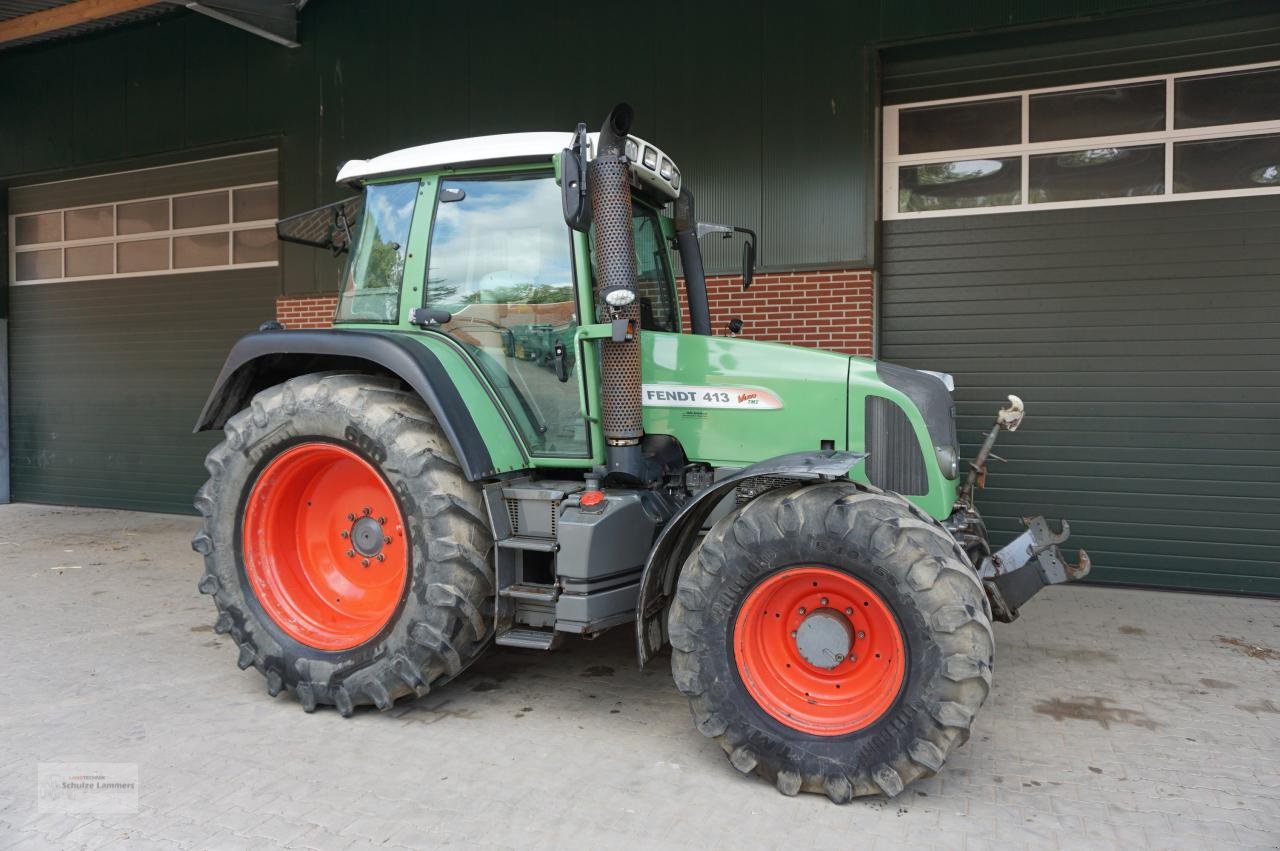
[[193, 105, 1089, 801]]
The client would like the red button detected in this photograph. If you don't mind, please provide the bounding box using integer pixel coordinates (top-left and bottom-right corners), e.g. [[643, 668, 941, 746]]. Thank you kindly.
[[581, 490, 605, 507]]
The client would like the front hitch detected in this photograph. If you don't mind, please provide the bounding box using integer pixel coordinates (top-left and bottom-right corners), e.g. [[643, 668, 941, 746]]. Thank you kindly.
[[957, 395, 1090, 621], [979, 516, 1091, 621]]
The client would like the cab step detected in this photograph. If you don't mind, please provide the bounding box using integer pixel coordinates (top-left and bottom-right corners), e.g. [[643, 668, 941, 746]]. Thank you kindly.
[[499, 583, 559, 603], [496, 535, 559, 553], [495, 627, 561, 650]]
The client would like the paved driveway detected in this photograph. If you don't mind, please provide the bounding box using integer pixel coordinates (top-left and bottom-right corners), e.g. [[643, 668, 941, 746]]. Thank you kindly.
[[0, 503, 1277, 849]]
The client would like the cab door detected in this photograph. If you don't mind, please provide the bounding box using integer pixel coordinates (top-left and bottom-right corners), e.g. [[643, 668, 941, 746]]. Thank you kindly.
[[422, 171, 590, 458]]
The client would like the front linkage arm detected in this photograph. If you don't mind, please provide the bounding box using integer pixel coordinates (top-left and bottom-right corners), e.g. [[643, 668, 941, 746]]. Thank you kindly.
[[957, 395, 1091, 622]]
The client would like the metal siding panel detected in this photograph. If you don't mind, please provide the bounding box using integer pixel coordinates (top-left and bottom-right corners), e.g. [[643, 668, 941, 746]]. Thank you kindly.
[[8, 270, 277, 513], [123, 22, 186, 156], [880, 196, 1280, 595]]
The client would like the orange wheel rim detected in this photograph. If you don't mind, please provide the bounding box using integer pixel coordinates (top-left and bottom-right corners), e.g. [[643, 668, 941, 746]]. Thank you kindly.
[[733, 566, 906, 736], [242, 442, 408, 651]]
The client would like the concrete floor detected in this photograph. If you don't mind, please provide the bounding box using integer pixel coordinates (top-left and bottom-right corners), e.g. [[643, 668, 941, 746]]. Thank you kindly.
[[0, 503, 1277, 850]]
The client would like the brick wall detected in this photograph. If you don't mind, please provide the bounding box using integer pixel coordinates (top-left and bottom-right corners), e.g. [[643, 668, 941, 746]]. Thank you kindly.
[[276, 269, 874, 357], [678, 268, 873, 357], [276, 294, 338, 329]]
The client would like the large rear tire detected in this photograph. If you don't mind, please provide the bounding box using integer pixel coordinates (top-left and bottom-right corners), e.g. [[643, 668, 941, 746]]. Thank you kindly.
[[192, 372, 494, 715], [668, 481, 993, 801]]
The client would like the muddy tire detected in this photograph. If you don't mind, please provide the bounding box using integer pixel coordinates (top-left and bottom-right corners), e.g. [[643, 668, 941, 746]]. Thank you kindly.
[[668, 481, 993, 801], [192, 372, 494, 715]]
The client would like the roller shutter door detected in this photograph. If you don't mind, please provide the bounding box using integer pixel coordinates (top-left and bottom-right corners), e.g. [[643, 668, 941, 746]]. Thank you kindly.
[[7, 151, 279, 513]]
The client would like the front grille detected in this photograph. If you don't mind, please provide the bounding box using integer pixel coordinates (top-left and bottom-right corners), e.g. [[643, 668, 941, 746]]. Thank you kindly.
[[865, 396, 929, 496]]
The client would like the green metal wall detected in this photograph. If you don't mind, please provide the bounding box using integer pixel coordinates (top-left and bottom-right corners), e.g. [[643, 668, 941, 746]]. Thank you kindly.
[[0, 0, 1221, 287]]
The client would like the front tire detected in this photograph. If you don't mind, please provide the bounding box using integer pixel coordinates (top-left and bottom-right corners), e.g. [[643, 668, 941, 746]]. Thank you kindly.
[[192, 373, 494, 715], [668, 481, 993, 801]]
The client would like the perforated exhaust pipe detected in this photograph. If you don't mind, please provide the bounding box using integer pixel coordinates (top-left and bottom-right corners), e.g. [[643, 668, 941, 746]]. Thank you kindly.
[[589, 104, 644, 480]]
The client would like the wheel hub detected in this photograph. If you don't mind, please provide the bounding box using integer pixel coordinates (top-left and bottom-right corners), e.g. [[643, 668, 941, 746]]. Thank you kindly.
[[794, 609, 853, 669], [350, 516, 385, 557]]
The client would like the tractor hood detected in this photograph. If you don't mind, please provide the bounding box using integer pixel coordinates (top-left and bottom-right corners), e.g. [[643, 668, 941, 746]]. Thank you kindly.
[[639, 331, 853, 468]]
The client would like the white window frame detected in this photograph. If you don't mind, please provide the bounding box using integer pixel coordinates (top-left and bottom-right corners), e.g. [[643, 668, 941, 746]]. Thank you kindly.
[[9, 180, 280, 285], [882, 59, 1280, 220]]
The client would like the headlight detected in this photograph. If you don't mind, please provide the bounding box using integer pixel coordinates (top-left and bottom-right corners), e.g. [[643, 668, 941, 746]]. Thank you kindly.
[[642, 146, 658, 170], [669, 166, 681, 192], [602, 286, 636, 308], [935, 445, 959, 479], [660, 157, 674, 180], [624, 138, 639, 163]]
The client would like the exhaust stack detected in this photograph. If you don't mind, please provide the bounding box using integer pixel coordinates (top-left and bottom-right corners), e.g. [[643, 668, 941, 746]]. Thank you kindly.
[[589, 104, 644, 479]]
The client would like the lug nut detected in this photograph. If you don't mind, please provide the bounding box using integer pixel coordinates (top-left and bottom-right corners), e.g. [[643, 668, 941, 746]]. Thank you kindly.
[[340, 530, 349, 539], [346, 550, 355, 558], [378, 516, 387, 525], [820, 597, 828, 606], [384, 536, 393, 545], [361, 558, 370, 568], [347, 513, 356, 522], [845, 607, 853, 615], [363, 506, 372, 516], [857, 631, 866, 639], [798, 607, 807, 615], [376, 554, 385, 562], [791, 631, 797, 638]]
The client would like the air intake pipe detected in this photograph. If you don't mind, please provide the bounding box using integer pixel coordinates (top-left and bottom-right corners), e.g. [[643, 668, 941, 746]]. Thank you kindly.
[[589, 103, 645, 481]]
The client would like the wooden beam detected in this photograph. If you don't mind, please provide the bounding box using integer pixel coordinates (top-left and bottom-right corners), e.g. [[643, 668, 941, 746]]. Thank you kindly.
[[0, 0, 162, 46]]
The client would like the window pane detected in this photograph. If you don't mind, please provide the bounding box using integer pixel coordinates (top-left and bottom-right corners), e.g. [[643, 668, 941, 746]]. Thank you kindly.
[[633, 207, 677, 332], [14, 212, 61, 245], [1176, 67, 1280, 129], [233, 185, 277, 222], [336, 181, 418, 323], [118, 238, 169, 273], [1174, 133, 1280, 193], [233, 227, 277, 263], [899, 97, 1020, 155], [1030, 144, 1164, 203], [118, 199, 169, 234], [174, 232, 229, 268], [173, 191, 229, 229], [15, 249, 61, 281], [65, 205, 114, 240], [65, 243, 113, 277], [898, 157, 1021, 212], [1030, 81, 1165, 142]]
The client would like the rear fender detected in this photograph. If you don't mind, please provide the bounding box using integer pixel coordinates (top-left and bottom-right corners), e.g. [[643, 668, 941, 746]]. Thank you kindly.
[[635, 450, 867, 667], [194, 329, 509, 481]]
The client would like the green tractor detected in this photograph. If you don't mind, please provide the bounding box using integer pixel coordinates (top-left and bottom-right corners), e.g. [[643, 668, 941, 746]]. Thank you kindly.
[[193, 104, 1088, 801]]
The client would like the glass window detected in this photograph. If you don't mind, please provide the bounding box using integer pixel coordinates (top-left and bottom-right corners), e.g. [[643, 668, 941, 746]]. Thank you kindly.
[[899, 97, 1020, 155], [15, 248, 61, 282], [65, 243, 113, 277], [898, 157, 1021, 213], [1030, 81, 1165, 142], [65, 205, 114, 240], [233, 227, 277, 263], [425, 173, 585, 456], [174, 232, 229, 268], [117, 199, 169, 234], [336, 180, 418, 323], [1176, 67, 1280, 129], [1174, 133, 1280, 193], [1030, 144, 1164, 203], [632, 206, 677, 332], [174, 191, 229, 229], [117, 238, 169, 273], [15, 212, 61, 245], [233, 186, 277, 222]]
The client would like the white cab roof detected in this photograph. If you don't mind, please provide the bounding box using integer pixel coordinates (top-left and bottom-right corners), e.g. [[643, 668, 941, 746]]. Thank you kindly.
[[336, 132, 580, 184]]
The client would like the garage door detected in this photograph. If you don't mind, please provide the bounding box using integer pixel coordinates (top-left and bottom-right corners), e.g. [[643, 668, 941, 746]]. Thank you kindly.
[[7, 151, 280, 513], [880, 55, 1280, 595]]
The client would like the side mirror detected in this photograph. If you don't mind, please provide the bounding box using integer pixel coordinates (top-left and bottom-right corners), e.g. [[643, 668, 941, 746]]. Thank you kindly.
[[741, 232, 756, 291], [561, 122, 592, 232]]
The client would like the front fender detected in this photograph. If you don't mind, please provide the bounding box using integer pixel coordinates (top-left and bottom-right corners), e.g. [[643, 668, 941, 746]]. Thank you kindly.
[[635, 450, 867, 667], [195, 329, 518, 481]]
